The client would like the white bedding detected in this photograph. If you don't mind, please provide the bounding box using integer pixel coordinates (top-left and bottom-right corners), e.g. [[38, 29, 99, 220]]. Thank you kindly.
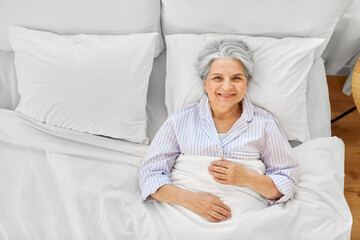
[[153, 155, 269, 239], [0, 109, 352, 240], [0, 109, 167, 240]]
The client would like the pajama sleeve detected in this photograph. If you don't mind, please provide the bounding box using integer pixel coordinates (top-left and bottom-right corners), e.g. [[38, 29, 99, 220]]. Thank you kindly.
[[138, 117, 181, 202], [261, 118, 301, 205]]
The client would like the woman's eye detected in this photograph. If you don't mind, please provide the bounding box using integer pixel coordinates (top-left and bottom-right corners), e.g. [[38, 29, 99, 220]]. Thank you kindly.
[[213, 76, 221, 80]]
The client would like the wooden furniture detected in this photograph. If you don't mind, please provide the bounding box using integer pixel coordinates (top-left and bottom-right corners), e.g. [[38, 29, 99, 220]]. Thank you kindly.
[[331, 57, 360, 123], [352, 57, 360, 113]]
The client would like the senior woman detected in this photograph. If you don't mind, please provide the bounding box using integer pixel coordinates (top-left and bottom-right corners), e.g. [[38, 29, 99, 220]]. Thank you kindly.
[[139, 39, 300, 223]]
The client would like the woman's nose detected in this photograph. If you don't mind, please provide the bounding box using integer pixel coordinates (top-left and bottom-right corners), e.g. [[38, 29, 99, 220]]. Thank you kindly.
[[221, 79, 234, 91]]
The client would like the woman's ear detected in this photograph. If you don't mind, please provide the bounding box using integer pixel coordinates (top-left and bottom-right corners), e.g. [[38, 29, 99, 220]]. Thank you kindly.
[[203, 79, 207, 92]]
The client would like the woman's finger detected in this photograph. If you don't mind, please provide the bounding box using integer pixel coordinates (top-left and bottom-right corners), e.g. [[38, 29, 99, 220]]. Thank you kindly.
[[208, 165, 227, 174], [211, 160, 229, 169], [213, 205, 232, 218], [214, 177, 228, 184], [214, 198, 231, 213], [208, 210, 228, 221], [205, 214, 221, 222], [211, 173, 227, 181], [210, 171, 227, 180]]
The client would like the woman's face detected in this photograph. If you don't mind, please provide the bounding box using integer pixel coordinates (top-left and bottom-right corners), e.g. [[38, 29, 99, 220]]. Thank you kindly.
[[204, 58, 248, 111]]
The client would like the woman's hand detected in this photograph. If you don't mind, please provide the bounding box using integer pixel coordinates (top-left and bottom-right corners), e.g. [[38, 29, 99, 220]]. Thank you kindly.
[[151, 184, 232, 223], [208, 158, 251, 186], [184, 192, 232, 223]]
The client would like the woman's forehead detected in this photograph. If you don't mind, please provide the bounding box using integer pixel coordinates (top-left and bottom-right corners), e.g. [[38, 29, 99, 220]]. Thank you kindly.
[[209, 58, 245, 73]]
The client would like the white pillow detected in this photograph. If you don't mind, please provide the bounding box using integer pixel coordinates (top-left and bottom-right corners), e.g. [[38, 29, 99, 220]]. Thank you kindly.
[[165, 34, 325, 142], [0, 50, 19, 110], [161, 0, 352, 53], [0, 0, 163, 56], [9, 26, 157, 144]]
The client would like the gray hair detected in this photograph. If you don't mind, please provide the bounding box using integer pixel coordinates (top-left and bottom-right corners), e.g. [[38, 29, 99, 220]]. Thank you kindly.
[[196, 39, 254, 80]]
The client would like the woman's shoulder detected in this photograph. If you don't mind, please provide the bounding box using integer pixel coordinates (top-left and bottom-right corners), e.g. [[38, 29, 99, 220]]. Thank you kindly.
[[249, 101, 278, 125], [249, 105, 283, 136], [253, 105, 275, 119]]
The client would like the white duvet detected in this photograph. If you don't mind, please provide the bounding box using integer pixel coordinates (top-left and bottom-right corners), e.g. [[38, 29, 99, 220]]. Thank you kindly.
[[0, 109, 352, 240], [153, 155, 269, 239]]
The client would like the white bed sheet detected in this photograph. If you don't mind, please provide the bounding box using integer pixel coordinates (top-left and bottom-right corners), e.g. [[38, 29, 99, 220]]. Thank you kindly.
[[0, 109, 352, 240]]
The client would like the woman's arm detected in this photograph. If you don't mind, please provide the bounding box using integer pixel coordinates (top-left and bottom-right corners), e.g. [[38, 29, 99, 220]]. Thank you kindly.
[[151, 184, 232, 222], [259, 119, 300, 203], [243, 170, 283, 200], [138, 118, 179, 202], [139, 116, 232, 222]]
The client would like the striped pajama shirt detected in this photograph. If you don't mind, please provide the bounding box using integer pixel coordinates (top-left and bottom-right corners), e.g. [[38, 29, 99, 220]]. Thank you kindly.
[[139, 96, 300, 204]]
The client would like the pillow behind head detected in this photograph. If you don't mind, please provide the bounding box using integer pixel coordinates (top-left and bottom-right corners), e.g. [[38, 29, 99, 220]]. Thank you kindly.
[[165, 34, 325, 142], [9, 26, 157, 144]]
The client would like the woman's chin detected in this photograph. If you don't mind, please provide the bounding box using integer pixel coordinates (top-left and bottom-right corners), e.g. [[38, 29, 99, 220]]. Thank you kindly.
[[218, 96, 240, 103], [213, 100, 239, 109]]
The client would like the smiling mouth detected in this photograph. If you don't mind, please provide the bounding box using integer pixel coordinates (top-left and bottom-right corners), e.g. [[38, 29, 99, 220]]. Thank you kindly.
[[218, 93, 236, 97]]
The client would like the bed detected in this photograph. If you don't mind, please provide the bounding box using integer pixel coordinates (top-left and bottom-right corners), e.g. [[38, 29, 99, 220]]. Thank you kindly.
[[0, 0, 354, 239]]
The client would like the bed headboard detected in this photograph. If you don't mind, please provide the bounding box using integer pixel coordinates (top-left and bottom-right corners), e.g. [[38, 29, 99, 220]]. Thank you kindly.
[[0, 0, 354, 52], [0, 0, 163, 55], [161, 0, 353, 53]]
